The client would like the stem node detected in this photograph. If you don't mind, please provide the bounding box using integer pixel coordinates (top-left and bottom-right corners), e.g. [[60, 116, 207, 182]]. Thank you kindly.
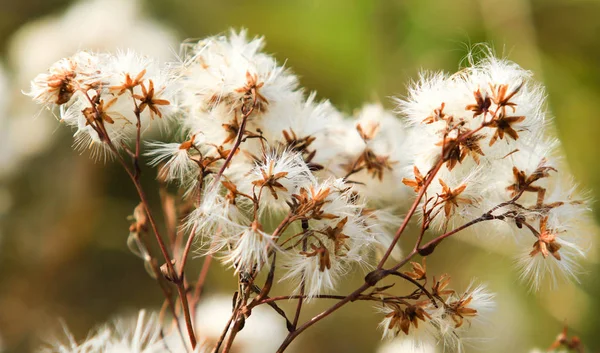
[[364, 269, 387, 287]]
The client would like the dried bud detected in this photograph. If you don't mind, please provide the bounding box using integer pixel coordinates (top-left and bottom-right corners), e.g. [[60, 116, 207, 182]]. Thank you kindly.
[[160, 259, 178, 282]]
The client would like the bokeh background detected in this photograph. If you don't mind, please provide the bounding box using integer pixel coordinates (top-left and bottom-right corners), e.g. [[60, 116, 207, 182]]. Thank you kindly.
[[1, 0, 599, 352]]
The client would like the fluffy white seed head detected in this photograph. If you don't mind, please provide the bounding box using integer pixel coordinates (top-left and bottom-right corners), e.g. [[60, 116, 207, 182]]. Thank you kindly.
[[39, 311, 166, 353], [178, 30, 299, 136], [338, 104, 413, 206], [515, 181, 592, 290], [239, 150, 315, 213], [145, 140, 199, 184], [377, 283, 494, 353], [260, 91, 344, 172], [394, 50, 595, 292], [4, 0, 177, 177], [27, 50, 177, 160], [221, 220, 276, 272], [279, 178, 381, 298]]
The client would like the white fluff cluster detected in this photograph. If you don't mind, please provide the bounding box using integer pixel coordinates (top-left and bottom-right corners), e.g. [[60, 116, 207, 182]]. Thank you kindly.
[[161, 31, 410, 202], [397, 53, 593, 290], [378, 283, 494, 353], [40, 311, 171, 353], [278, 178, 388, 298], [27, 50, 176, 159], [1, 0, 176, 178], [260, 92, 342, 172], [240, 150, 315, 212], [26, 29, 596, 352], [40, 298, 286, 353], [149, 31, 405, 297], [335, 104, 413, 205], [178, 30, 299, 153]]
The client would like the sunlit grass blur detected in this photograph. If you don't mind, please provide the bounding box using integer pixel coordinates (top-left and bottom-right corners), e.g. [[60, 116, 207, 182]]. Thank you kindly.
[[0, 0, 599, 352]]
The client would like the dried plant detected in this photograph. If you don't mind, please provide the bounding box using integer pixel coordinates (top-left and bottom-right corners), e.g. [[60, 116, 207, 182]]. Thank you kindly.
[[26, 30, 593, 353]]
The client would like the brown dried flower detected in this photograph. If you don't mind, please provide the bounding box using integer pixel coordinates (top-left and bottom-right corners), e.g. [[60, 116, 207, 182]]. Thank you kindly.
[[402, 166, 426, 193], [438, 180, 472, 217]]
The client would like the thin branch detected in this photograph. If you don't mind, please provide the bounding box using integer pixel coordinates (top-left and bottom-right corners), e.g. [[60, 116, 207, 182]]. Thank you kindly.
[[84, 90, 198, 349], [212, 95, 257, 188], [211, 300, 237, 353], [275, 283, 371, 353], [136, 238, 187, 350], [193, 253, 213, 302], [292, 227, 308, 329], [376, 159, 444, 268], [257, 294, 399, 305], [249, 285, 294, 332], [386, 270, 437, 307], [221, 314, 244, 353], [179, 223, 199, 278]]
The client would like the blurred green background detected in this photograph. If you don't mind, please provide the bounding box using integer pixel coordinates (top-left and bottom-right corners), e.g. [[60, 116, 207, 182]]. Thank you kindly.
[[0, 0, 599, 352]]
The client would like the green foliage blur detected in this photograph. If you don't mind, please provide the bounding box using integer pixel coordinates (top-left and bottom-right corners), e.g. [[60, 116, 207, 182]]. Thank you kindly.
[[0, 0, 599, 352]]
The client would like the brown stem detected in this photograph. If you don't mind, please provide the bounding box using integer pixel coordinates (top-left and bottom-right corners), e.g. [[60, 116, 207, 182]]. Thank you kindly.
[[258, 294, 395, 305], [416, 210, 510, 259], [221, 269, 257, 353], [115, 148, 197, 346], [85, 91, 176, 280], [292, 276, 306, 330], [175, 282, 197, 350], [211, 305, 237, 353], [93, 112, 197, 349], [147, 258, 188, 351], [274, 154, 440, 352], [275, 253, 423, 353], [223, 255, 281, 351], [159, 185, 178, 246], [376, 159, 444, 268], [343, 148, 366, 180], [275, 283, 371, 353], [258, 295, 346, 304], [292, 235, 308, 329], [212, 98, 256, 187], [274, 208, 498, 352], [248, 285, 294, 331], [386, 271, 437, 307], [221, 315, 244, 353], [193, 252, 213, 301], [273, 213, 294, 242], [133, 103, 142, 179], [220, 267, 256, 353], [521, 220, 541, 237], [252, 252, 277, 304], [179, 223, 199, 278], [79, 90, 199, 348]]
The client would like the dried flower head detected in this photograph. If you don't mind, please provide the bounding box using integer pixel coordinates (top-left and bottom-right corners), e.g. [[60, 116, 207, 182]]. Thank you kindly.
[[27, 50, 176, 160]]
